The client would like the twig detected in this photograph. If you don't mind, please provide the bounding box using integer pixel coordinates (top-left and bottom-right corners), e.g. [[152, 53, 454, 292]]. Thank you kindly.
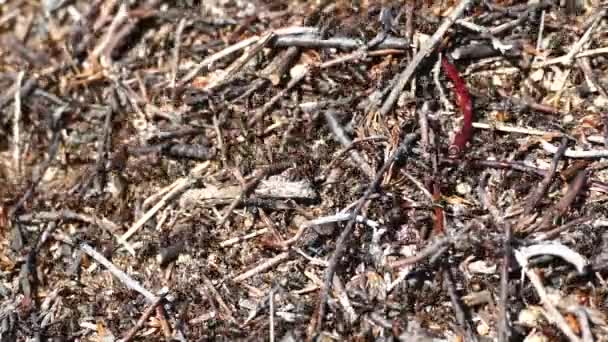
[[524, 137, 568, 215], [120, 294, 166, 342], [324, 110, 374, 179], [204, 32, 275, 91], [377, 0, 472, 115], [471, 122, 561, 137], [19, 209, 135, 256], [433, 55, 453, 112], [269, 288, 275, 342], [259, 46, 300, 85], [122, 162, 209, 241], [534, 9, 605, 67], [179, 26, 317, 85], [443, 267, 477, 342], [12, 71, 24, 178], [540, 140, 608, 159], [248, 63, 309, 127], [571, 307, 594, 342], [313, 133, 419, 333], [170, 18, 187, 91], [537, 170, 587, 231], [389, 235, 451, 269], [273, 35, 409, 51], [201, 273, 235, 322], [498, 222, 512, 342], [514, 248, 585, 342], [9, 106, 68, 217], [219, 228, 269, 248], [80, 243, 159, 303], [233, 251, 290, 282], [516, 242, 589, 274]]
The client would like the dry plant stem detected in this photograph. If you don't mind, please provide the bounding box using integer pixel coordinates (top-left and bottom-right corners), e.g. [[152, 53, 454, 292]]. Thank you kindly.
[[156, 305, 172, 338], [205, 32, 275, 90], [377, 0, 472, 116], [572, 307, 594, 342], [170, 18, 187, 90], [220, 228, 269, 248], [273, 35, 409, 51], [20, 209, 135, 256], [9, 106, 67, 217], [233, 251, 290, 282], [514, 247, 584, 342], [13, 71, 24, 178], [498, 223, 512, 342], [518, 243, 588, 274], [123, 162, 209, 241], [269, 289, 275, 342], [0, 77, 36, 110], [538, 170, 587, 231], [533, 216, 593, 241], [577, 57, 608, 101], [218, 169, 267, 226], [535, 9, 605, 67], [201, 273, 235, 322], [89, 2, 128, 62], [248, 64, 309, 126], [324, 110, 374, 179], [179, 26, 317, 85], [324, 136, 387, 172], [524, 137, 568, 215], [260, 46, 300, 85], [80, 243, 159, 303], [540, 140, 608, 159], [471, 122, 561, 137], [443, 267, 477, 342], [389, 235, 451, 269], [120, 294, 165, 342], [314, 133, 418, 332]]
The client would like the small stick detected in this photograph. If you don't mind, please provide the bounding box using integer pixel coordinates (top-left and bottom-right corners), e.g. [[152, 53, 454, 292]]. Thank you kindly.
[[377, 0, 472, 116], [122, 162, 209, 241], [170, 18, 187, 91], [443, 267, 477, 342], [204, 32, 275, 91], [314, 134, 419, 333], [514, 251, 584, 342], [524, 137, 568, 215], [471, 122, 561, 137], [541, 140, 608, 159], [248, 64, 309, 126], [12, 71, 24, 178], [200, 274, 235, 322], [389, 236, 451, 269], [179, 26, 317, 85], [120, 294, 166, 342], [538, 170, 587, 231], [273, 35, 409, 51], [433, 55, 453, 112], [269, 288, 275, 342], [219, 228, 269, 248], [156, 305, 172, 338], [80, 243, 158, 303], [497, 222, 512, 342], [324, 110, 374, 179], [233, 251, 290, 282], [534, 9, 605, 67]]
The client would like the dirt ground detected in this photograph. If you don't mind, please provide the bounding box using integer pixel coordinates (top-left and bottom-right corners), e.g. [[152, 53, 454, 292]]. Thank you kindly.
[[1, 0, 608, 341]]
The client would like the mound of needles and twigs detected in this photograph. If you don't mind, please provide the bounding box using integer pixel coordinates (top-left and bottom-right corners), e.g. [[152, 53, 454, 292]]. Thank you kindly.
[[1, 0, 608, 341]]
